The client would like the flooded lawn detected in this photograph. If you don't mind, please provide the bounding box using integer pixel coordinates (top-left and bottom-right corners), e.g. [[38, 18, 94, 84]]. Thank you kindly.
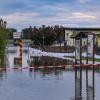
[[29, 56, 74, 67], [0, 48, 100, 100]]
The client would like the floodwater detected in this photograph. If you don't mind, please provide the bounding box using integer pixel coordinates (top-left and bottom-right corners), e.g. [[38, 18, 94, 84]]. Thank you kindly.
[[0, 47, 100, 100]]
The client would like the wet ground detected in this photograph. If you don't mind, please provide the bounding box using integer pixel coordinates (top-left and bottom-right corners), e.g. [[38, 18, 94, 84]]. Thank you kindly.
[[0, 47, 100, 100], [29, 56, 73, 67]]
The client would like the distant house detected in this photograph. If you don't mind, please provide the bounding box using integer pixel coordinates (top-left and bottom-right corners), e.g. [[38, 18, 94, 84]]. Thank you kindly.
[[64, 27, 100, 46]]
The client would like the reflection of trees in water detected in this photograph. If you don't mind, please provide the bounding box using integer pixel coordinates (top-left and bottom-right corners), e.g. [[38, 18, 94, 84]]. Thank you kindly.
[[30, 56, 74, 66], [29, 68, 65, 80], [0, 70, 7, 80]]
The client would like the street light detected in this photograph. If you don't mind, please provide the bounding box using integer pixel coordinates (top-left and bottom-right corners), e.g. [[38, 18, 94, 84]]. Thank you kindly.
[[43, 36, 44, 46], [42, 36, 44, 50]]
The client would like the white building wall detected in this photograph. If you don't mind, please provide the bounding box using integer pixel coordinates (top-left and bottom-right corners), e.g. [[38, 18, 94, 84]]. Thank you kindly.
[[65, 30, 75, 46], [65, 29, 100, 47]]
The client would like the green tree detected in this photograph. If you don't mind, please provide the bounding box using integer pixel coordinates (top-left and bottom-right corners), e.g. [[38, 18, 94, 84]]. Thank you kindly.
[[22, 25, 64, 46], [0, 27, 9, 67], [7, 28, 17, 39]]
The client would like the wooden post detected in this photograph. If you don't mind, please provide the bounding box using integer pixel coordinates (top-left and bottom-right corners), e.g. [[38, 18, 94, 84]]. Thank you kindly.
[[86, 36, 88, 64], [19, 41, 22, 65], [93, 33, 95, 64], [75, 39, 77, 64], [80, 36, 82, 64]]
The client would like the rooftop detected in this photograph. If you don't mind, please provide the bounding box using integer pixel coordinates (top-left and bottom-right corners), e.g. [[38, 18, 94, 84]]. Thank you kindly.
[[64, 27, 100, 31]]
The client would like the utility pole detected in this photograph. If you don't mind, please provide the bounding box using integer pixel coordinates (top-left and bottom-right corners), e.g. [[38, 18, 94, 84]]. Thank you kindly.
[[42, 36, 44, 51], [19, 39, 23, 66]]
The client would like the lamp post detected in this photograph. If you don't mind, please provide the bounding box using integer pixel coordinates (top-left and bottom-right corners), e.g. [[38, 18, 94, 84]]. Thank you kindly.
[[28, 42, 30, 64], [42, 36, 44, 50]]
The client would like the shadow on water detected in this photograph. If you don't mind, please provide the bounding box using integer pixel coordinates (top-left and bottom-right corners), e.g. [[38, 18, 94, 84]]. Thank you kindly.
[[29, 56, 74, 67]]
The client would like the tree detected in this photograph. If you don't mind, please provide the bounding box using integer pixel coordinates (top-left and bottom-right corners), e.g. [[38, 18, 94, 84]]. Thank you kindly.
[[22, 25, 64, 46], [7, 28, 17, 39], [0, 27, 9, 67]]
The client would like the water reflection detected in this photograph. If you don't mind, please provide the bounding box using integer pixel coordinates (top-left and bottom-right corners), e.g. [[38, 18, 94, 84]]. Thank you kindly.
[[0, 64, 97, 100], [29, 67, 64, 80], [28, 66, 96, 100], [74, 67, 95, 100], [74, 66, 82, 100], [86, 67, 95, 100], [0, 70, 7, 80]]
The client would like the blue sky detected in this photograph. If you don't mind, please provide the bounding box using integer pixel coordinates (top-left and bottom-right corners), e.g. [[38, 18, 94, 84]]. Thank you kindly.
[[0, 0, 100, 31]]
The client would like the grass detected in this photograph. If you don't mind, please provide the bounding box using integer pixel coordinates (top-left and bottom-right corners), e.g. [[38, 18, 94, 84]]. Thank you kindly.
[[83, 57, 100, 62], [65, 56, 100, 62]]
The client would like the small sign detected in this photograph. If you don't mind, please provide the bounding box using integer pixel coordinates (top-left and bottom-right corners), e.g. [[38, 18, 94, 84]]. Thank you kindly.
[[13, 32, 21, 39]]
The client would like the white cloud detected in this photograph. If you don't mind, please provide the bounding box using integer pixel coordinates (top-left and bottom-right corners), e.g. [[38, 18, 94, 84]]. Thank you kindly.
[[0, 12, 39, 23], [72, 12, 96, 20]]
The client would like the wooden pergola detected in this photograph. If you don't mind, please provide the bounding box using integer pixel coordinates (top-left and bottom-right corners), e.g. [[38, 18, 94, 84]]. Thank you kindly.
[[70, 32, 87, 39]]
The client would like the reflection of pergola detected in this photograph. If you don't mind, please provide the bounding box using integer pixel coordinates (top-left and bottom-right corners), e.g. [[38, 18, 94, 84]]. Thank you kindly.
[[74, 67, 95, 100]]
